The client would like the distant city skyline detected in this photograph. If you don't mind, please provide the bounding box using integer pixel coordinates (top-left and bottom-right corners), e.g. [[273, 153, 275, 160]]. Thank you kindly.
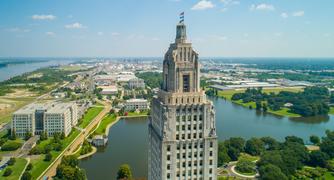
[[0, 0, 333, 57]]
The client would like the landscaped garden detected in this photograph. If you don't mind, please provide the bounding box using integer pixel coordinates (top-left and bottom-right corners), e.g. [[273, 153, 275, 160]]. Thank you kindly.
[[0, 158, 27, 180]]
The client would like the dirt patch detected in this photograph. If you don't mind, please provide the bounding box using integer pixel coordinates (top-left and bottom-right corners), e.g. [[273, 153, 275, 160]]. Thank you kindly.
[[0, 103, 13, 110], [4, 89, 37, 98]]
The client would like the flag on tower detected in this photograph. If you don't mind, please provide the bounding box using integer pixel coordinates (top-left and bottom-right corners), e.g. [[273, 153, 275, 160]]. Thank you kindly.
[[180, 12, 184, 23]]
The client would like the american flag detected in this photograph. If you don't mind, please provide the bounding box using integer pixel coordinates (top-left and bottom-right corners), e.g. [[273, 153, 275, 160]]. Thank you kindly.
[[180, 12, 184, 23]]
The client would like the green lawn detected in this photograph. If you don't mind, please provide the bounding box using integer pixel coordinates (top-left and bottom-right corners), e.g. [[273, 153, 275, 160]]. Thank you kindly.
[[217, 88, 303, 118], [78, 106, 104, 128], [268, 107, 301, 118], [94, 114, 117, 135], [0, 158, 28, 180], [127, 110, 149, 117], [329, 107, 334, 115], [238, 153, 260, 162]]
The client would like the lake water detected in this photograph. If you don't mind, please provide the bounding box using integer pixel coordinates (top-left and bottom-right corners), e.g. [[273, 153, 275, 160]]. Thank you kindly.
[[79, 97, 334, 179], [0, 59, 73, 82]]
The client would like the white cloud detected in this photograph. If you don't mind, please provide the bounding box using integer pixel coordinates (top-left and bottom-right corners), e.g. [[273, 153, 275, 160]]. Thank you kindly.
[[292, 11, 304, 17], [152, 37, 160, 41], [32, 14, 56, 20], [191, 0, 215, 10], [210, 35, 228, 41], [221, 8, 228, 12], [6, 27, 30, 33], [111, 32, 120, 36], [46, 32, 55, 36], [221, 0, 239, 5], [250, 4, 275, 11], [65, 22, 86, 29], [97, 32, 104, 36], [274, 32, 283, 37], [281, 12, 288, 18]]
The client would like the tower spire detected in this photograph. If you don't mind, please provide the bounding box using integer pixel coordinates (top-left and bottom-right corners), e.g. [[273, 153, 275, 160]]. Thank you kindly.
[[175, 12, 186, 43]]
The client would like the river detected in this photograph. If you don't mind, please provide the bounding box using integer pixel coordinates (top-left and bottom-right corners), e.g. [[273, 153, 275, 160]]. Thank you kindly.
[[79, 97, 334, 179], [0, 59, 73, 82]]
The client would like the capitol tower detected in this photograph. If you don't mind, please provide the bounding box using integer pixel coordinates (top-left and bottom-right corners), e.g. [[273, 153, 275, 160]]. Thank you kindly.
[[148, 14, 218, 180]]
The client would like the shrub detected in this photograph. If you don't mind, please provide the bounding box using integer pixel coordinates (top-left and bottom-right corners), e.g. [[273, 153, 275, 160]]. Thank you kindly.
[[1, 141, 22, 151], [3, 168, 12, 176], [21, 171, 32, 180], [7, 157, 16, 166], [26, 163, 33, 171], [44, 152, 52, 161]]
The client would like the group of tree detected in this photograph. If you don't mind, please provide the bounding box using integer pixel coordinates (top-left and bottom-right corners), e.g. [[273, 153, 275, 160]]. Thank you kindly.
[[80, 140, 93, 155], [117, 164, 133, 180], [29, 132, 65, 155], [135, 72, 162, 89], [231, 86, 331, 117], [218, 130, 334, 179], [54, 155, 86, 180]]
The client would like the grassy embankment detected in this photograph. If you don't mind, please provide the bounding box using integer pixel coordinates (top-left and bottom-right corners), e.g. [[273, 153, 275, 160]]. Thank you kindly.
[[78, 106, 104, 129], [329, 107, 334, 115], [94, 114, 117, 135], [127, 110, 149, 117], [217, 88, 303, 118], [0, 158, 28, 180]]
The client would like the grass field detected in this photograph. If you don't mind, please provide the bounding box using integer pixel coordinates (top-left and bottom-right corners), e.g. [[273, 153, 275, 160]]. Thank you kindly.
[[59, 65, 88, 72], [94, 114, 117, 135], [217, 88, 303, 118], [0, 158, 28, 180], [78, 106, 104, 128], [0, 97, 36, 124]]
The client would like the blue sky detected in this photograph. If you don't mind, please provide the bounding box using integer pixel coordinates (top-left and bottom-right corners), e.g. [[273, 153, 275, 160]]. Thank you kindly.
[[0, 0, 333, 57]]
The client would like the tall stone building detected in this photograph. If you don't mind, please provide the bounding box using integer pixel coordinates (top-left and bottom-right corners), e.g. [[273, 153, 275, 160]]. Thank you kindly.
[[148, 19, 218, 180]]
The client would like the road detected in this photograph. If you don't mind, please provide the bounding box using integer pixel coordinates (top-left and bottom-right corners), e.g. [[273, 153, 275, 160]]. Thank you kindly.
[[39, 100, 111, 179]]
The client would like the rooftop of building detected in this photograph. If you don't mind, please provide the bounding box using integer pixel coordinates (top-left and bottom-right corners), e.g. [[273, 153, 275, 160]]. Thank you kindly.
[[126, 98, 148, 103], [14, 101, 76, 114]]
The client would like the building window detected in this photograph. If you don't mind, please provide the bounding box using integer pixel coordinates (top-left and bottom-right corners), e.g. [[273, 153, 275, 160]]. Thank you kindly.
[[183, 75, 190, 92]]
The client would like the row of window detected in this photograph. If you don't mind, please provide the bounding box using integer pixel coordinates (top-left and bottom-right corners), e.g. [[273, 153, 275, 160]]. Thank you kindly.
[[176, 133, 203, 140], [176, 115, 203, 122], [176, 124, 203, 131]]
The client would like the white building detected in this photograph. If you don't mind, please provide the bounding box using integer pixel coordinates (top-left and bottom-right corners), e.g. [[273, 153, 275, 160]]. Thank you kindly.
[[98, 85, 118, 95], [128, 77, 145, 89], [149, 21, 218, 180], [125, 99, 149, 111], [11, 102, 78, 137]]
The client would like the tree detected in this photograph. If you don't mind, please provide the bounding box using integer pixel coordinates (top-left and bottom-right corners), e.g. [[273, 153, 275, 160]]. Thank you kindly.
[[256, 101, 262, 111], [285, 136, 304, 145], [236, 159, 255, 174], [61, 155, 79, 167], [259, 164, 288, 180], [262, 103, 268, 112], [261, 137, 280, 150], [3, 168, 13, 177], [60, 132, 65, 140], [218, 142, 231, 166], [308, 150, 329, 168], [245, 138, 265, 156], [40, 131, 48, 141], [25, 131, 32, 140], [117, 164, 133, 180], [10, 128, 16, 140], [44, 152, 52, 161], [310, 135, 320, 145], [26, 163, 33, 171], [21, 171, 32, 180], [226, 137, 245, 153], [8, 157, 16, 166], [55, 155, 86, 180]]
